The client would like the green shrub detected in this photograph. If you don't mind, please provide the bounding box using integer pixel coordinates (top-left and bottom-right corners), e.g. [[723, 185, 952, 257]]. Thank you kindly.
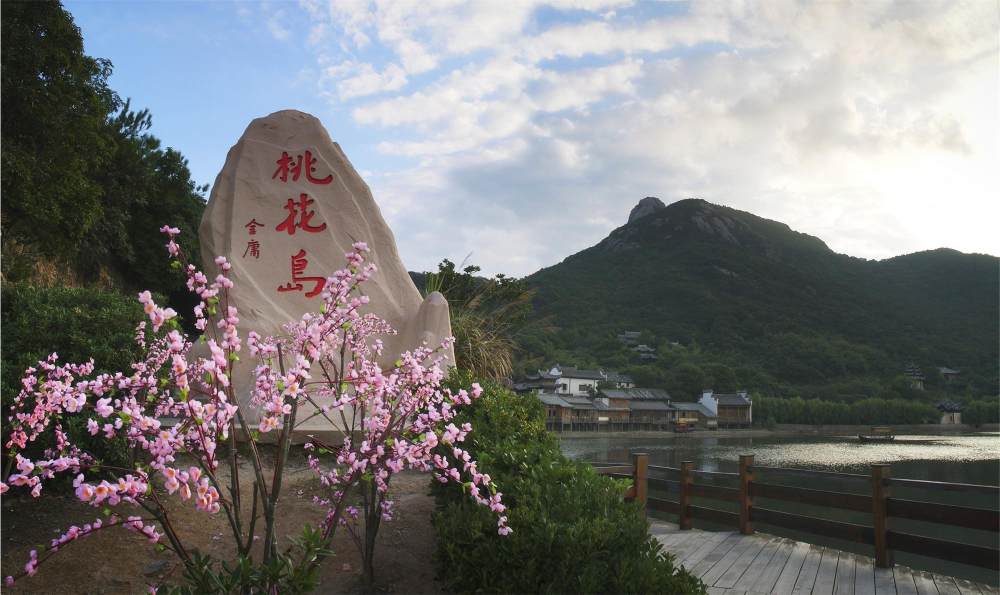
[[2, 283, 144, 469], [432, 371, 705, 594], [964, 398, 1000, 426], [2, 284, 144, 403]]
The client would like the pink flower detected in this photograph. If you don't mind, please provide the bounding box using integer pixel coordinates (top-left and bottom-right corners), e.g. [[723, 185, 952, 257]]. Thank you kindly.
[[16, 454, 34, 475], [94, 398, 114, 418], [24, 550, 38, 576], [2, 232, 510, 588], [138, 290, 154, 314]]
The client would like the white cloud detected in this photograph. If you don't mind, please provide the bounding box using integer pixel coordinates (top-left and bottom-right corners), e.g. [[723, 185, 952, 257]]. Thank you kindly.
[[289, 0, 998, 275], [265, 9, 291, 41], [331, 62, 408, 99]]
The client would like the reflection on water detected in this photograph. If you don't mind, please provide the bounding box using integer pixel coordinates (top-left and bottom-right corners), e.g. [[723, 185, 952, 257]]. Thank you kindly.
[[560, 433, 1000, 485]]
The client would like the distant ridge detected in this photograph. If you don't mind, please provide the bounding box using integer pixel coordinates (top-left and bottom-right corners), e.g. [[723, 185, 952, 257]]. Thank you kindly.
[[520, 197, 999, 396]]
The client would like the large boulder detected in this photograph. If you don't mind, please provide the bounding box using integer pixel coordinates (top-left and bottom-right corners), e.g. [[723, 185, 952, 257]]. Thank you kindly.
[[198, 110, 454, 429], [627, 196, 666, 224]]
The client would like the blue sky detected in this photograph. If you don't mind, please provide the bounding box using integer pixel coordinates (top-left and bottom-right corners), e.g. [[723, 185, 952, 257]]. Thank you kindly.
[[65, 1, 999, 276]]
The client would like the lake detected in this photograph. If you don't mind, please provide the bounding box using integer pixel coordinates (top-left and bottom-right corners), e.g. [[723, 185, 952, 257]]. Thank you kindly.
[[560, 432, 1000, 484], [560, 432, 1000, 584]]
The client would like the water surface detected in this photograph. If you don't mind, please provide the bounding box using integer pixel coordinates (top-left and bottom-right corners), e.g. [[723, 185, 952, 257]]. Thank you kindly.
[[560, 433, 1000, 484]]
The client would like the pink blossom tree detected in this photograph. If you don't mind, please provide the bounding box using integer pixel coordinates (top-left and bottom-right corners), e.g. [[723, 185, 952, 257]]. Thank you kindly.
[[2, 227, 508, 591]]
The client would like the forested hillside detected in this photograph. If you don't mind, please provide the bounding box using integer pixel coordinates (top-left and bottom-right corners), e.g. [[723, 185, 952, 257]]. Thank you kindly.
[[2, 1, 206, 293], [520, 198, 998, 403], [2, 2, 206, 403]]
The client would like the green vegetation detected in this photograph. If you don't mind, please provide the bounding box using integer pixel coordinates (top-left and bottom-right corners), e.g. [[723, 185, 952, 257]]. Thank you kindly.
[[963, 399, 1000, 426], [2, 2, 206, 405], [418, 259, 542, 381], [1, 284, 145, 406], [520, 199, 999, 406], [2, 2, 206, 474], [752, 396, 940, 426], [161, 527, 328, 595], [1, 284, 144, 467], [2, 1, 205, 296], [432, 371, 705, 594]]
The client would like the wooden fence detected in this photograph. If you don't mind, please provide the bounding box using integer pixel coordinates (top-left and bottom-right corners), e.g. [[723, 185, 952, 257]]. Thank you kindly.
[[591, 453, 1000, 572]]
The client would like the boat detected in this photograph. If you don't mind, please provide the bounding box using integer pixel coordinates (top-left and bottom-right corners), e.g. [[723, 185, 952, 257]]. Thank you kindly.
[[673, 419, 696, 433], [859, 426, 895, 442]]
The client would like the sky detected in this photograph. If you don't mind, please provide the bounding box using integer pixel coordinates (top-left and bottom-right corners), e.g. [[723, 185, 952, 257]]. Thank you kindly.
[[64, 0, 999, 277]]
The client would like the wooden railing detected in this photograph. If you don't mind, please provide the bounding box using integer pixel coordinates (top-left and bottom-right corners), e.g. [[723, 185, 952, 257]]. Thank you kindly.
[[590, 453, 1000, 572]]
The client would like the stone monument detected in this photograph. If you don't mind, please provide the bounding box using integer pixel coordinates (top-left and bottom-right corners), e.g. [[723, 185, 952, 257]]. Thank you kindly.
[[198, 110, 454, 431]]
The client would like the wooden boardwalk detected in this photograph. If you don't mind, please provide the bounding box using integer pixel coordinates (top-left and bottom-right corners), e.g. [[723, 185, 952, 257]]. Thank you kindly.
[[650, 521, 999, 595]]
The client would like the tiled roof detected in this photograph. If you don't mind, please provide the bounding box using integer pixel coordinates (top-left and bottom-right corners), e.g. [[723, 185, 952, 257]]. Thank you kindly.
[[672, 402, 717, 418], [714, 393, 751, 406], [560, 367, 606, 381], [628, 401, 671, 411], [606, 371, 634, 384], [561, 396, 597, 410], [935, 400, 963, 413], [537, 394, 569, 407], [593, 400, 629, 411], [601, 388, 672, 401]]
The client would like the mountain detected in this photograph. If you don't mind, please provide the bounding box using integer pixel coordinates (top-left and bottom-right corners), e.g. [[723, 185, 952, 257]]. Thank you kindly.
[[519, 198, 998, 399]]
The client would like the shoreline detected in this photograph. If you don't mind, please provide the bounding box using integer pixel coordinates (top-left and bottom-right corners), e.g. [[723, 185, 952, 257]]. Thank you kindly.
[[554, 423, 999, 440]]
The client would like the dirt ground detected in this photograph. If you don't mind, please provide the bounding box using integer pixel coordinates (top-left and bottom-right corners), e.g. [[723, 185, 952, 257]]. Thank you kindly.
[[1, 451, 445, 594]]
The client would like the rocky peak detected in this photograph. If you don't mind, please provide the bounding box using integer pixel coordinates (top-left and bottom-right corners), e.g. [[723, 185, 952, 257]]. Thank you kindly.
[[627, 196, 666, 224]]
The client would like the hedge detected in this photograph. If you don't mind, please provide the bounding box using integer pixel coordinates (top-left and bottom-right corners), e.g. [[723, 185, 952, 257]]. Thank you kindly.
[[432, 371, 705, 594]]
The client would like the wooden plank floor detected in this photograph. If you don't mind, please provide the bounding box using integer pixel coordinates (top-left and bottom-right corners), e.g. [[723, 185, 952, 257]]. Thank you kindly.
[[649, 521, 999, 595]]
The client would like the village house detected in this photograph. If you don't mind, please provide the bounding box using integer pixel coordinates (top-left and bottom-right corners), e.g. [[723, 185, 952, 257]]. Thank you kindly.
[[605, 371, 636, 389], [937, 367, 961, 383], [617, 330, 642, 346], [671, 402, 718, 429], [532, 374, 754, 432], [599, 388, 674, 423], [936, 401, 963, 425], [632, 344, 658, 360], [627, 400, 674, 423], [699, 390, 752, 428], [513, 365, 634, 396], [591, 394, 631, 422], [512, 369, 560, 393], [904, 363, 925, 390], [538, 394, 598, 430], [617, 331, 659, 360]]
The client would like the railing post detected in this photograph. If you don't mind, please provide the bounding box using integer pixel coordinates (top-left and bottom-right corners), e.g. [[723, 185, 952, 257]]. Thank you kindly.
[[632, 452, 648, 515], [872, 464, 893, 568], [739, 454, 754, 535], [679, 461, 694, 530]]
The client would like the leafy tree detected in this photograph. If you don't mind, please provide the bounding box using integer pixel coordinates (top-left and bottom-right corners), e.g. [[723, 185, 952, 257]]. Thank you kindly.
[[669, 363, 706, 399], [964, 399, 1000, 426], [422, 259, 544, 381], [1, 1, 206, 295], [2, 1, 117, 266]]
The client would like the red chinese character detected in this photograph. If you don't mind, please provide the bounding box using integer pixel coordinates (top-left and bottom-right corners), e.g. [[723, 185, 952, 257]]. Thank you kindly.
[[243, 239, 260, 259], [245, 219, 263, 235], [277, 249, 325, 297], [271, 150, 332, 185], [276, 193, 327, 235]]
